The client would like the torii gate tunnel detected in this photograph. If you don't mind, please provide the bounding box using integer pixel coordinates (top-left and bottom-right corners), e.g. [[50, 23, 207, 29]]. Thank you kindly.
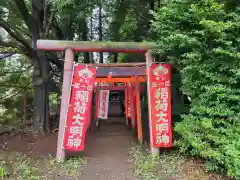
[[36, 40, 172, 162]]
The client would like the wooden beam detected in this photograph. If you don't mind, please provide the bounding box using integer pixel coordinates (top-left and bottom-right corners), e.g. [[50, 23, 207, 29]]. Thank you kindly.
[[95, 84, 146, 90], [37, 40, 156, 53], [96, 66, 146, 77], [96, 76, 146, 83], [88, 62, 146, 67], [95, 86, 126, 90]]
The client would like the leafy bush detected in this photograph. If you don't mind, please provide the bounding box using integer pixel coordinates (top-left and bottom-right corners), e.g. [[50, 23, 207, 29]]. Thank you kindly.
[[151, 0, 240, 178]]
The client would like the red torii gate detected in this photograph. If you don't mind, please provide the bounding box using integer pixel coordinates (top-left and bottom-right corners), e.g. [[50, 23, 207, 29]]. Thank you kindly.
[[89, 63, 146, 139], [37, 40, 160, 162]]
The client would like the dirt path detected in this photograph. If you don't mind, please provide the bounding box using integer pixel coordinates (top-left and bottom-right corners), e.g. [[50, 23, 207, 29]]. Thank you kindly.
[[0, 103, 141, 179], [81, 118, 140, 180]]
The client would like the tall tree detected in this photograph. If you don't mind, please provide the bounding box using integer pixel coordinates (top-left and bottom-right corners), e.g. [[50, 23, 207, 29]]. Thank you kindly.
[[99, 0, 103, 63], [0, 0, 63, 133], [14, 0, 52, 133]]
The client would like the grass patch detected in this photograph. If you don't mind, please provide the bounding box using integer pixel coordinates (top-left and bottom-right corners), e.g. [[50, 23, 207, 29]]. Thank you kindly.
[[0, 152, 86, 180], [130, 146, 184, 180], [130, 146, 230, 180], [0, 153, 40, 180], [45, 155, 87, 178]]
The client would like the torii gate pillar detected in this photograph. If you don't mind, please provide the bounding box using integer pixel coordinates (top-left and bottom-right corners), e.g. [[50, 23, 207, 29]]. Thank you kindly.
[[56, 48, 74, 162], [146, 51, 160, 156]]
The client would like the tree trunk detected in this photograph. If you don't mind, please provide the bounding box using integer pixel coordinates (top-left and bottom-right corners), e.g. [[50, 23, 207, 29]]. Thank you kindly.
[[99, 0, 103, 63], [82, 17, 90, 64], [158, 0, 164, 7], [31, 0, 50, 134], [32, 54, 50, 134], [13, 0, 52, 133], [113, 53, 118, 63], [90, 14, 94, 63], [150, 0, 155, 11]]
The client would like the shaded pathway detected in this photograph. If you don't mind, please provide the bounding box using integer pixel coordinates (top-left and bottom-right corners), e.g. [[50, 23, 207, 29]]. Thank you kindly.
[[81, 118, 140, 180]]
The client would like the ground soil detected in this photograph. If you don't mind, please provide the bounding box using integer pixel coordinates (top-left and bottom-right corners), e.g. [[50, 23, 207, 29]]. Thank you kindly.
[[0, 103, 232, 180]]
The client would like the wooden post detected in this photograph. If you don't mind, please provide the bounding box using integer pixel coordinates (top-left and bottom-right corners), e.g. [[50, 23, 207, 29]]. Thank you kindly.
[[124, 85, 129, 126], [56, 48, 75, 162], [130, 84, 136, 129], [87, 99, 93, 130], [87, 88, 93, 130], [136, 81, 143, 144], [146, 51, 159, 156], [95, 89, 100, 128]]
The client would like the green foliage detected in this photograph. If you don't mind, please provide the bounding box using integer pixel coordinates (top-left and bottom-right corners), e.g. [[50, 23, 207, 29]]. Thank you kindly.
[[0, 56, 32, 126], [151, 0, 240, 178], [0, 166, 7, 178], [46, 155, 87, 178], [49, 92, 60, 115], [6, 153, 40, 180], [1, 152, 86, 180]]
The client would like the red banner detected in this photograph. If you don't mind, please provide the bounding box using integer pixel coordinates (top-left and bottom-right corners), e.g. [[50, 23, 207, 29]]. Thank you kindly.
[[95, 89, 100, 119], [124, 83, 136, 128], [126, 86, 132, 119], [63, 65, 96, 151], [96, 83, 110, 119], [149, 63, 172, 148]]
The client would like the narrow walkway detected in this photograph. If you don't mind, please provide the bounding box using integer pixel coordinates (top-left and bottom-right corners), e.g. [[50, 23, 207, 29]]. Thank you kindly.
[[81, 118, 140, 180]]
